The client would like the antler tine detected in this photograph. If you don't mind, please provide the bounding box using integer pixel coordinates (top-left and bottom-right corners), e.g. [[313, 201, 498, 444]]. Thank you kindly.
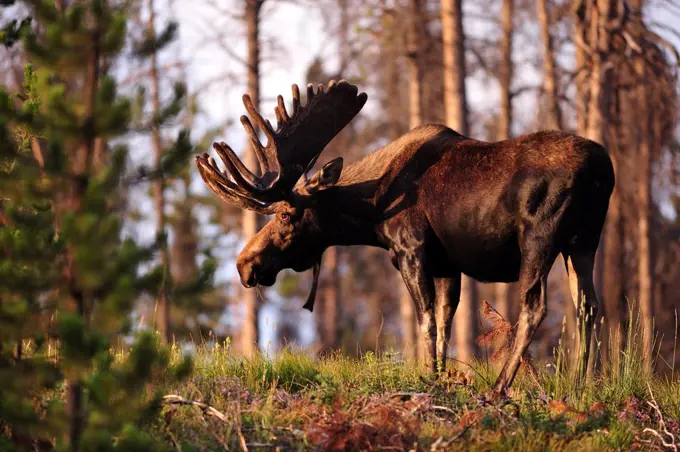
[[291, 84, 301, 117], [274, 107, 285, 130], [306, 84, 315, 105], [205, 153, 255, 199], [196, 154, 270, 208], [275, 95, 290, 128], [213, 142, 264, 193], [195, 155, 274, 214], [213, 142, 284, 202], [240, 115, 273, 175], [242, 94, 275, 139]]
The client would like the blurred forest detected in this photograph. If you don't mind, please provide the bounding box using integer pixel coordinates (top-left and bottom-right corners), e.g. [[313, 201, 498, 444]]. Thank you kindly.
[[1, 0, 680, 447], [123, 0, 679, 374]]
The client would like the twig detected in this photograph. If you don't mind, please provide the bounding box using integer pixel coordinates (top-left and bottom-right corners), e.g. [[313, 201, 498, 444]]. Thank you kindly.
[[430, 423, 475, 450], [389, 392, 430, 401], [445, 357, 491, 385], [642, 383, 679, 451], [163, 394, 248, 451], [235, 386, 249, 452], [431, 405, 458, 416], [621, 30, 643, 54], [162, 394, 230, 423], [521, 356, 545, 392]]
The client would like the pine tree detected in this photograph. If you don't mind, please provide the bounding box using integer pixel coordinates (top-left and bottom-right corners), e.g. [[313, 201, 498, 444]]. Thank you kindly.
[[0, 0, 211, 448], [0, 65, 63, 450]]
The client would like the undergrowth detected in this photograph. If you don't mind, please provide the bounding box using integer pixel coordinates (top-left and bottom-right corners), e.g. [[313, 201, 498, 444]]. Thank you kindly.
[[149, 336, 679, 451], [32, 301, 677, 451]]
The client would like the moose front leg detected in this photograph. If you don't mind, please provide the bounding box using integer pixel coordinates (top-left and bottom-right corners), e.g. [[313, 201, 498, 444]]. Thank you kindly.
[[395, 247, 437, 373]]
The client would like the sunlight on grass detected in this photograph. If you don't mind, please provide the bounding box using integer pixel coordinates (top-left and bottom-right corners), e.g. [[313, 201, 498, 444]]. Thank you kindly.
[[18, 302, 679, 450], [152, 316, 679, 451]]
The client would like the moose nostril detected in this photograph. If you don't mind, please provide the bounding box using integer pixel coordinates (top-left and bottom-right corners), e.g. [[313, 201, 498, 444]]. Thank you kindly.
[[245, 267, 258, 288], [247, 274, 257, 287]]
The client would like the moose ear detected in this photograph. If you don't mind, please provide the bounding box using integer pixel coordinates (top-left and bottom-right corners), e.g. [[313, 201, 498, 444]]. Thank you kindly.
[[306, 157, 343, 193]]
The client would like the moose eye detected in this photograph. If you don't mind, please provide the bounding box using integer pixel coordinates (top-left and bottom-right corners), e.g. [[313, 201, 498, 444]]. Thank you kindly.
[[280, 212, 291, 223]]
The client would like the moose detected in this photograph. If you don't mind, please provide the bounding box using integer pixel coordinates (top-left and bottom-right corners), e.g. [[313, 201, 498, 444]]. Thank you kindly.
[[195, 80, 614, 393]]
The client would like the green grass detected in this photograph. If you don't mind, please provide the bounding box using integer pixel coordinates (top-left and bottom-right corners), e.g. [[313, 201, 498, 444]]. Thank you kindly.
[[22, 302, 676, 450], [147, 338, 679, 451]]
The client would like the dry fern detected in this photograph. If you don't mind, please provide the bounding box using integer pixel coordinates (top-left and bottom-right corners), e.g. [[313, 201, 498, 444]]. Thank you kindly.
[[477, 300, 538, 380]]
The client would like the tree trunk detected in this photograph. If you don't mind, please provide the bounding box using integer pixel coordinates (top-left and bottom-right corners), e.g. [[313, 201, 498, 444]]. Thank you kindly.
[[314, 0, 349, 353], [631, 0, 654, 373], [66, 15, 101, 451], [636, 98, 655, 376], [319, 247, 339, 351], [441, 0, 469, 135], [149, 0, 171, 343], [171, 175, 199, 284], [601, 82, 626, 371], [602, 164, 624, 369], [495, 0, 513, 322], [580, 0, 617, 374], [441, 0, 477, 363], [404, 0, 425, 363], [241, 0, 264, 357], [584, 2, 613, 153], [537, 0, 562, 130], [407, 0, 424, 130], [574, 0, 588, 137], [498, 0, 513, 142]]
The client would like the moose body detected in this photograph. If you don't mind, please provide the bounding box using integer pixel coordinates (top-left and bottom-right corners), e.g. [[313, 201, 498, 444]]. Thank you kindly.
[[196, 81, 614, 392]]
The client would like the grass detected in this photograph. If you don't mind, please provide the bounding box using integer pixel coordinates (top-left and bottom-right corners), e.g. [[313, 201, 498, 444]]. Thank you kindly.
[[148, 336, 679, 451], [20, 302, 677, 450]]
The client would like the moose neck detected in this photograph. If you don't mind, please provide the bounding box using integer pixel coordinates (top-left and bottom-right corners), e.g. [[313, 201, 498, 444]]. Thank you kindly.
[[313, 140, 410, 250], [315, 181, 384, 249]]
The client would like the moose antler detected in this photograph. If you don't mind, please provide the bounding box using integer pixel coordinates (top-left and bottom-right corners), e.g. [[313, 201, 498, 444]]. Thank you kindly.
[[195, 80, 367, 211]]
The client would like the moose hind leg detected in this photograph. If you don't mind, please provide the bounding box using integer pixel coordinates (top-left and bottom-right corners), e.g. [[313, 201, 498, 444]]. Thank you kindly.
[[434, 275, 461, 373], [494, 270, 549, 393], [494, 224, 562, 392]]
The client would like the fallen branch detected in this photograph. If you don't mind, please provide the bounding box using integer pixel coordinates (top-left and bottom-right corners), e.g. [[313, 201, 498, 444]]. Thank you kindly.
[[642, 383, 678, 451], [162, 394, 230, 423], [162, 394, 249, 451], [431, 405, 458, 416], [430, 423, 475, 450], [389, 392, 430, 401]]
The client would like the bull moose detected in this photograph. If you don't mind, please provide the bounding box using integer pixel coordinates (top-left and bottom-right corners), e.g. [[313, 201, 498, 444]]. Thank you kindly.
[[195, 80, 614, 393]]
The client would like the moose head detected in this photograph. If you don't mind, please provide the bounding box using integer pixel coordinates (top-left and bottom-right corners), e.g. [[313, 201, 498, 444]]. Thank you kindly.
[[195, 80, 367, 310]]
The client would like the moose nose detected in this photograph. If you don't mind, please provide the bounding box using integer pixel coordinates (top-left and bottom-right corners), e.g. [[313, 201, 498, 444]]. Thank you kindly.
[[237, 258, 258, 288]]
